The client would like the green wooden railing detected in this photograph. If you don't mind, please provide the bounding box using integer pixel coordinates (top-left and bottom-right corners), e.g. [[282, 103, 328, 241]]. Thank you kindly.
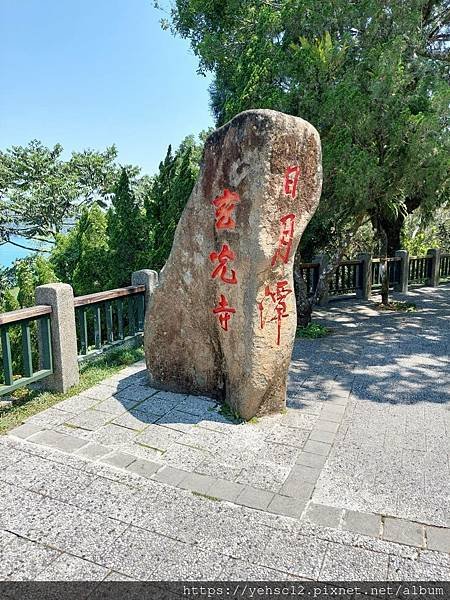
[[0, 305, 53, 397], [74, 285, 145, 358]]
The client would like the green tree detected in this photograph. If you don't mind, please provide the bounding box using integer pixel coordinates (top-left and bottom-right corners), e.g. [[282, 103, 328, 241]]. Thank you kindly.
[[107, 169, 148, 288], [144, 138, 200, 270], [13, 256, 58, 308], [0, 140, 138, 250], [165, 0, 449, 310], [71, 206, 110, 295]]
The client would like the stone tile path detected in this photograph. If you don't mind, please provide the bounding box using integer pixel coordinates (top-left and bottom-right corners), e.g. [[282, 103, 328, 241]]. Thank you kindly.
[[1, 284, 449, 581]]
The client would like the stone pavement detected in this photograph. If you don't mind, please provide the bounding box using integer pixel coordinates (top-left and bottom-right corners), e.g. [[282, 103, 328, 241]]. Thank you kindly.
[[1, 284, 449, 583]]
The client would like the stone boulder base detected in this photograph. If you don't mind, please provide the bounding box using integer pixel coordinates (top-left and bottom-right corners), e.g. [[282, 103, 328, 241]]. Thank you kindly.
[[145, 109, 322, 419]]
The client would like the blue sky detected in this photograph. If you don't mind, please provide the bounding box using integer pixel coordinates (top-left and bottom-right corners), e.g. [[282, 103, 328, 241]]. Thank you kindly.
[[0, 0, 213, 267]]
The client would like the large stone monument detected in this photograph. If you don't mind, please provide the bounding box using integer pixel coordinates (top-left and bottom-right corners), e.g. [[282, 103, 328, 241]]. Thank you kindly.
[[144, 109, 322, 419]]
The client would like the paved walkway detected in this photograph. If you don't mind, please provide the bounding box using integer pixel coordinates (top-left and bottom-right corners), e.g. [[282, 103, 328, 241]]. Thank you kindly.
[[1, 284, 449, 583]]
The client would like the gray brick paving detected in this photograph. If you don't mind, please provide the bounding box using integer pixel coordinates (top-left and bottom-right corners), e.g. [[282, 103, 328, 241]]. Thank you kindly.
[[342, 509, 382, 537], [383, 516, 425, 547], [28, 429, 88, 453], [304, 502, 343, 528], [2, 285, 449, 581], [426, 526, 450, 553]]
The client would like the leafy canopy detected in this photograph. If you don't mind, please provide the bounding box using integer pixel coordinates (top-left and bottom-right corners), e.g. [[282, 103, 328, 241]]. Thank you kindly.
[[165, 0, 450, 256]]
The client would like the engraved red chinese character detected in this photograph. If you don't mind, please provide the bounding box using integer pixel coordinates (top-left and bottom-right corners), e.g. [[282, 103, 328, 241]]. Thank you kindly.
[[212, 189, 240, 230], [284, 165, 300, 199], [257, 280, 292, 345], [271, 213, 295, 266], [209, 243, 238, 284], [212, 294, 236, 331]]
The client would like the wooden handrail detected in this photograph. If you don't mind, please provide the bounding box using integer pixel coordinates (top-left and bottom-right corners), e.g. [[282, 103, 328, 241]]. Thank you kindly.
[[299, 262, 320, 268], [0, 305, 52, 326], [73, 285, 146, 308], [338, 260, 361, 266]]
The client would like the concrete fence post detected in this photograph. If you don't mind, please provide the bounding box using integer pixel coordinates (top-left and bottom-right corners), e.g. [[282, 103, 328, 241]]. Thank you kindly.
[[312, 254, 329, 306], [356, 252, 372, 300], [131, 269, 159, 313], [35, 283, 79, 393], [395, 250, 409, 293], [426, 248, 441, 287]]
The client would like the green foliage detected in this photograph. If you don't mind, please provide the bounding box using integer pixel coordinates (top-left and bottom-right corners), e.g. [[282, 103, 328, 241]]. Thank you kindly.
[[296, 322, 332, 339], [167, 0, 450, 257], [0, 140, 134, 246], [107, 169, 147, 288], [12, 255, 58, 308], [72, 206, 110, 295], [401, 207, 450, 255], [144, 137, 200, 269]]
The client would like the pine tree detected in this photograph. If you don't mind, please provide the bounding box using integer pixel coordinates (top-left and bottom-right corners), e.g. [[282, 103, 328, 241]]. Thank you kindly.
[[144, 141, 199, 270], [72, 205, 110, 295], [108, 169, 146, 288]]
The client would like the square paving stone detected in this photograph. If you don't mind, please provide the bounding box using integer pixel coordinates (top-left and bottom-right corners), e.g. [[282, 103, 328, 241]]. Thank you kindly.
[[280, 411, 317, 430], [175, 395, 217, 417], [426, 526, 450, 553], [178, 472, 217, 495], [314, 419, 340, 433], [342, 509, 382, 537], [383, 517, 425, 547], [64, 409, 113, 431], [162, 442, 208, 472], [10, 422, 42, 440], [82, 384, 118, 401], [156, 410, 200, 432], [27, 407, 75, 428], [115, 384, 158, 403], [289, 463, 321, 484], [309, 429, 336, 444], [94, 396, 142, 416], [100, 451, 136, 469], [209, 479, 245, 503], [296, 451, 327, 469], [91, 424, 138, 446], [134, 395, 180, 417], [279, 473, 315, 500], [135, 423, 183, 451], [28, 429, 87, 453], [111, 409, 157, 431], [55, 394, 98, 414], [127, 458, 160, 479], [152, 466, 188, 487], [235, 486, 275, 510], [303, 439, 332, 456], [303, 502, 343, 528], [75, 442, 111, 460], [319, 407, 346, 423], [267, 495, 306, 519], [264, 425, 309, 448]]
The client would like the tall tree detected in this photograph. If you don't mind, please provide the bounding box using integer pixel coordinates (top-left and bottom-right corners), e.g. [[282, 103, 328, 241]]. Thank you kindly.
[[0, 140, 138, 250], [144, 138, 200, 270], [165, 0, 449, 311], [107, 169, 147, 288]]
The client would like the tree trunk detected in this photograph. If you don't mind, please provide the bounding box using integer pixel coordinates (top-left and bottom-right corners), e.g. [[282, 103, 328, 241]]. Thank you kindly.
[[377, 212, 405, 256], [293, 254, 313, 327]]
